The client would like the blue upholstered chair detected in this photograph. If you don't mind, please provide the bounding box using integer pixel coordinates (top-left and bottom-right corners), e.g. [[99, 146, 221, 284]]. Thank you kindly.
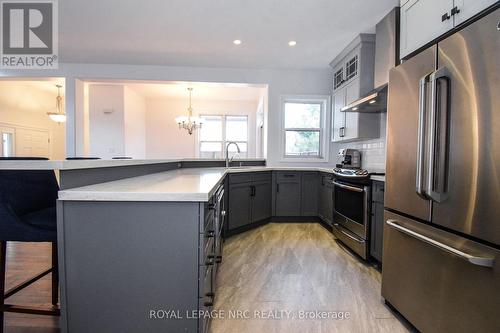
[[0, 157, 60, 332]]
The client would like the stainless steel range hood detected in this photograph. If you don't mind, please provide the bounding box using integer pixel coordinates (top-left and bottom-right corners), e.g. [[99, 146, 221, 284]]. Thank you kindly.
[[341, 7, 398, 114], [340, 84, 387, 113]]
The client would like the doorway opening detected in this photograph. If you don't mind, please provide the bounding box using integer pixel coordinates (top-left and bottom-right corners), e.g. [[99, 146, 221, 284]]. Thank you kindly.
[[0, 78, 66, 160]]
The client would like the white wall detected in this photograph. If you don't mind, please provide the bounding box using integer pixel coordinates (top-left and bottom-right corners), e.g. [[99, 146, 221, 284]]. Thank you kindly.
[[88, 85, 125, 159], [146, 98, 258, 159], [124, 86, 146, 158], [1, 63, 332, 166], [0, 82, 66, 160]]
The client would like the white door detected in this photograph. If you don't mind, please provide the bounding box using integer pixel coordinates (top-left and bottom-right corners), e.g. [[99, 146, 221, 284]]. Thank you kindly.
[[343, 79, 361, 141], [400, 0, 455, 58], [15, 128, 50, 158], [0, 127, 15, 157], [453, 0, 497, 25], [332, 88, 345, 142]]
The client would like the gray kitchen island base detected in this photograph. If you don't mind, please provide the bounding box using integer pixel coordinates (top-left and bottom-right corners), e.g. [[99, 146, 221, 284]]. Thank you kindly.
[[57, 201, 204, 333]]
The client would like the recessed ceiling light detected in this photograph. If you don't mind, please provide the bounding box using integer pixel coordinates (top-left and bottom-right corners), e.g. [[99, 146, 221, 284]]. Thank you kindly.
[[288, 41, 297, 46], [233, 39, 242, 45], [369, 99, 376, 104]]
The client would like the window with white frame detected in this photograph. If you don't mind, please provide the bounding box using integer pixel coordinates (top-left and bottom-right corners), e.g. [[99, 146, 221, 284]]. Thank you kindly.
[[199, 115, 248, 158], [281, 97, 328, 160]]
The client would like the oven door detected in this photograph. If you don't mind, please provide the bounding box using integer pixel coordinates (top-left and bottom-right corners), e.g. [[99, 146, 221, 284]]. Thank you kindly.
[[333, 180, 370, 239]]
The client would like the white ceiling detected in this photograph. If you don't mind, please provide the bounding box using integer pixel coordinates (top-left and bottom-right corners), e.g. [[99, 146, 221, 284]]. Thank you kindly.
[[87, 81, 266, 101], [59, 0, 398, 69]]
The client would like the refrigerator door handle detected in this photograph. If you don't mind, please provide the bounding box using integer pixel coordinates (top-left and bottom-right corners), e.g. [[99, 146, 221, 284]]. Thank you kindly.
[[386, 219, 494, 267], [416, 72, 432, 198], [427, 67, 451, 202]]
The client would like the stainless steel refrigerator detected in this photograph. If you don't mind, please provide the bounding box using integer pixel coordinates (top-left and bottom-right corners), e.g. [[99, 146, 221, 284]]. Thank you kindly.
[[382, 7, 500, 333]]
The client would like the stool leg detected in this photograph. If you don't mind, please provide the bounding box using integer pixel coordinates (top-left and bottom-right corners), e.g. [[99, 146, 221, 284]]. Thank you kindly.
[[51, 242, 58, 306], [1, 241, 6, 333]]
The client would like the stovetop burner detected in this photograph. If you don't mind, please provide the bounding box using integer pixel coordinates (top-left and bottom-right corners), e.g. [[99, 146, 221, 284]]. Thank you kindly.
[[333, 167, 369, 178]]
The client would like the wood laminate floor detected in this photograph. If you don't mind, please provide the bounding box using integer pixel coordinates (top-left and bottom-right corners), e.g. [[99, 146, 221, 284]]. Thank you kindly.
[[211, 223, 412, 333], [3, 223, 412, 333]]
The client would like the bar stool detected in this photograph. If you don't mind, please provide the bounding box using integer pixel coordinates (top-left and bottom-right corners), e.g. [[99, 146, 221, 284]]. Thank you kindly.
[[0, 157, 60, 332]]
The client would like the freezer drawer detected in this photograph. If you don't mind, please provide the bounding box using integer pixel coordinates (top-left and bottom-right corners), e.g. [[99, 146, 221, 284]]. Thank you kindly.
[[382, 210, 500, 333]]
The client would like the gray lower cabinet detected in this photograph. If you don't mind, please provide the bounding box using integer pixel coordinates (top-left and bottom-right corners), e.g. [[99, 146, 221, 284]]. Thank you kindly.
[[252, 181, 272, 223], [227, 172, 272, 231], [275, 172, 301, 216], [57, 195, 222, 333], [227, 183, 252, 229], [318, 174, 334, 225], [301, 172, 319, 216], [370, 180, 385, 262]]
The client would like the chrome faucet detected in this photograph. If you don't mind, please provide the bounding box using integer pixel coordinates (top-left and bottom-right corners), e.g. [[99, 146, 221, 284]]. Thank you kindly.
[[225, 142, 241, 168]]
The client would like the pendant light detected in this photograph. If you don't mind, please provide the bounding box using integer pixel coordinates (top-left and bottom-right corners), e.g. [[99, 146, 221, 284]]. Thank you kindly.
[[47, 84, 66, 123]]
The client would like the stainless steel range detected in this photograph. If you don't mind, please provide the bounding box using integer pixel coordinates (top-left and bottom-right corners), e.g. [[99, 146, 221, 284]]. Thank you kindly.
[[331, 149, 377, 259]]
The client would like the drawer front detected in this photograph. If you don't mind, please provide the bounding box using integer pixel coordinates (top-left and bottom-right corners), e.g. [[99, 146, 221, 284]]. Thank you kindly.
[[203, 209, 215, 233], [252, 171, 271, 182], [228, 173, 253, 184], [276, 171, 301, 182], [332, 223, 367, 259], [199, 233, 215, 265]]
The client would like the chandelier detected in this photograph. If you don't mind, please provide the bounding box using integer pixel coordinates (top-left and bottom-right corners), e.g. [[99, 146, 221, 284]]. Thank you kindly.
[[175, 87, 203, 135], [47, 84, 66, 123]]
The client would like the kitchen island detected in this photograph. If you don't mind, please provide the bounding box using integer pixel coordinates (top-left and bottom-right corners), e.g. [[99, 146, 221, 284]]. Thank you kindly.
[[13, 159, 385, 332]]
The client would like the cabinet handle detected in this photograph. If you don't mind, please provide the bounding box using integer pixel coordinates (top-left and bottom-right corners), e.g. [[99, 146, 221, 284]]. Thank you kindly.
[[276, 184, 280, 193], [205, 230, 215, 238], [205, 255, 215, 266], [215, 255, 222, 263], [450, 6, 460, 16], [251, 186, 256, 197], [441, 12, 451, 21], [221, 210, 226, 216]]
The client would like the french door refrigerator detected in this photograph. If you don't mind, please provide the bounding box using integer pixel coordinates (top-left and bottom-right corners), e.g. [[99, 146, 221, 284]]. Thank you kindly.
[[382, 7, 500, 333]]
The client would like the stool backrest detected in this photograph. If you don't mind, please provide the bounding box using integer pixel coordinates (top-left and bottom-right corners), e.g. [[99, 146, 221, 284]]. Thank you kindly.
[[0, 157, 59, 217]]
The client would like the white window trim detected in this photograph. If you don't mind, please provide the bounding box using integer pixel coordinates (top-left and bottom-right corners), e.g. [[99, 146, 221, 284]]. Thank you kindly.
[[279, 95, 330, 163], [196, 114, 249, 158]]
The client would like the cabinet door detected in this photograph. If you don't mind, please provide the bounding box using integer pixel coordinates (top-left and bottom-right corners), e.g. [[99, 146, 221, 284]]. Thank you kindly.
[[251, 181, 272, 223], [325, 182, 334, 225], [301, 172, 318, 216], [332, 88, 346, 142], [275, 181, 301, 216], [318, 177, 333, 225], [453, 0, 497, 25], [343, 78, 360, 141], [227, 183, 252, 230], [400, 0, 454, 58]]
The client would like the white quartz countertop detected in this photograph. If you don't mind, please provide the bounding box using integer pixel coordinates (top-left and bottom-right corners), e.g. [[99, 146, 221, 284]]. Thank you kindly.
[[58, 166, 386, 202], [0, 158, 266, 170], [370, 175, 386, 182]]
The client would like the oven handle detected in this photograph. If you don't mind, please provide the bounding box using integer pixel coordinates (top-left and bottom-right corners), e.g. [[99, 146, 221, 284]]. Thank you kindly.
[[386, 220, 494, 267], [333, 224, 365, 244], [332, 181, 364, 193]]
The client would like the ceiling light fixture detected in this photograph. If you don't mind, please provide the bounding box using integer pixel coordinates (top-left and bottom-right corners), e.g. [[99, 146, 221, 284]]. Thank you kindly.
[[369, 99, 376, 104], [233, 39, 242, 45], [288, 41, 297, 46], [47, 84, 66, 123], [175, 87, 203, 135]]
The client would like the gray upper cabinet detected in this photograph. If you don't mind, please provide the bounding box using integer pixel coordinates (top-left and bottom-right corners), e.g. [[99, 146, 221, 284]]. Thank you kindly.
[[400, 0, 497, 59], [301, 172, 319, 216], [330, 34, 380, 143]]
